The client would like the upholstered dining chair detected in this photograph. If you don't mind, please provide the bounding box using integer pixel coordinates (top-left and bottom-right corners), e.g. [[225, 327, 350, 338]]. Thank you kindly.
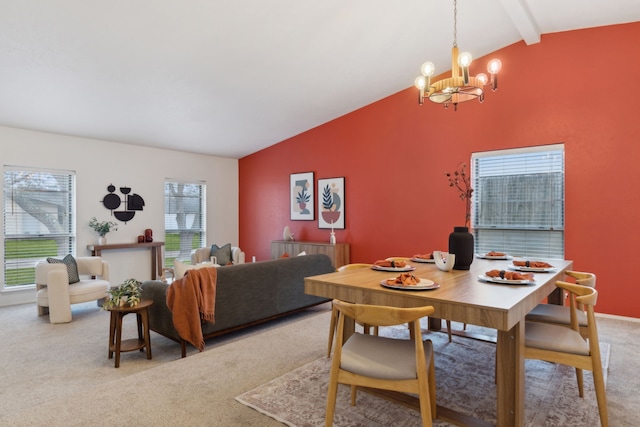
[[327, 263, 374, 357], [526, 270, 596, 338], [385, 257, 455, 343], [35, 256, 110, 324], [325, 300, 437, 427], [524, 281, 608, 427]]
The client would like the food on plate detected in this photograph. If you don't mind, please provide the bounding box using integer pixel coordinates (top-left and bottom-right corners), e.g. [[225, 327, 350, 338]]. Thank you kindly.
[[485, 269, 534, 281], [513, 260, 553, 268], [412, 253, 433, 260], [486, 251, 506, 257], [374, 259, 407, 268], [386, 273, 420, 286]]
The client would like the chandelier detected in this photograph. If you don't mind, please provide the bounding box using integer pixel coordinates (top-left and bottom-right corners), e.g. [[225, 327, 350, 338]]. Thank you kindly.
[[414, 0, 502, 110]]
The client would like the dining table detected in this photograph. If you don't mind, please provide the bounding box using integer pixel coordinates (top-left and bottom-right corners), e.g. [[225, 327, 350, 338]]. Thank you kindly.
[[304, 256, 573, 427]]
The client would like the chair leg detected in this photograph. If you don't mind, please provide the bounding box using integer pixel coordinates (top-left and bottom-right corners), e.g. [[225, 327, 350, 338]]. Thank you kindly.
[[325, 372, 340, 427], [327, 303, 338, 358], [575, 367, 584, 397], [350, 384, 357, 406], [428, 350, 437, 419], [592, 363, 609, 427]]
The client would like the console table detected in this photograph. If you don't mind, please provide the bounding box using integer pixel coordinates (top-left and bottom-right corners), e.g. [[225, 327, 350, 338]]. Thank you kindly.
[[271, 240, 349, 269], [87, 241, 165, 280]]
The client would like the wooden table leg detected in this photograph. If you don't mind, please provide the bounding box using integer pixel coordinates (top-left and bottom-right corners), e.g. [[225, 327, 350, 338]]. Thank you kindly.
[[140, 308, 152, 360], [496, 321, 525, 427], [428, 317, 442, 331], [114, 312, 123, 368], [151, 246, 157, 280], [108, 311, 116, 359]]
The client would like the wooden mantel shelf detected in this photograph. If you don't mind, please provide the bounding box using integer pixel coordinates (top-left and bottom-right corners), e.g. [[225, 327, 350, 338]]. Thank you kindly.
[[87, 241, 165, 280]]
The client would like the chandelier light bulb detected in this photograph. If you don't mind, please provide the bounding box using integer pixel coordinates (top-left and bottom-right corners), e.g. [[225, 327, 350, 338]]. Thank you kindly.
[[458, 52, 473, 67], [414, 76, 426, 89], [487, 59, 502, 74], [421, 62, 435, 77], [476, 73, 488, 85]]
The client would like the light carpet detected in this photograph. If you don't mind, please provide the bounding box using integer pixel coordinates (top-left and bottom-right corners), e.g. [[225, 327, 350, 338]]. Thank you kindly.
[[237, 323, 610, 427]]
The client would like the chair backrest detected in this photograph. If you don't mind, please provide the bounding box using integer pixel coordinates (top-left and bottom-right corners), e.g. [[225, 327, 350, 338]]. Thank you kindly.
[[76, 257, 108, 279], [556, 280, 598, 335], [565, 270, 596, 288], [337, 263, 371, 272], [191, 247, 212, 264], [332, 300, 434, 328]]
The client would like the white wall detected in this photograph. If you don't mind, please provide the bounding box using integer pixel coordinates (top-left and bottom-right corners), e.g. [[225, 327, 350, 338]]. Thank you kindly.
[[0, 125, 238, 306]]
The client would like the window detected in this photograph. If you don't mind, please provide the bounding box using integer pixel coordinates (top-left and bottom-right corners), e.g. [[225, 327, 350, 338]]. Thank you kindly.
[[164, 180, 206, 269], [472, 145, 564, 258], [3, 167, 76, 289]]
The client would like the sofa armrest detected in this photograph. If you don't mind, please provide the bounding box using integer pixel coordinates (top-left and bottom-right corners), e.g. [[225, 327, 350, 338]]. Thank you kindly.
[[141, 280, 180, 341]]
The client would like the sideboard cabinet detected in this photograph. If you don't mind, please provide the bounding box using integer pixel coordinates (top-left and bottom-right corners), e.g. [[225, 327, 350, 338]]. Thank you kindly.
[[270, 240, 350, 269]]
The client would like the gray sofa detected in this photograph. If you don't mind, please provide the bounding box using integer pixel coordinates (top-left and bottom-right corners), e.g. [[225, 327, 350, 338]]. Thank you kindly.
[[141, 253, 335, 357]]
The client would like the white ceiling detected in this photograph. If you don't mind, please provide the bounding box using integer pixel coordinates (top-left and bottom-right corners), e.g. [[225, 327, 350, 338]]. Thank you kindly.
[[1, 1, 638, 159]]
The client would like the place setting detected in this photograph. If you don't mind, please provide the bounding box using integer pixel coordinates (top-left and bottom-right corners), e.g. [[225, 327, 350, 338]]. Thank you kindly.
[[409, 252, 435, 263], [478, 269, 537, 285], [476, 250, 513, 260], [380, 272, 439, 291], [370, 259, 416, 272], [509, 259, 556, 273]]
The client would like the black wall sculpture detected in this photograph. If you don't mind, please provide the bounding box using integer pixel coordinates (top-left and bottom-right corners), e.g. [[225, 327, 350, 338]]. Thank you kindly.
[[101, 184, 145, 223]]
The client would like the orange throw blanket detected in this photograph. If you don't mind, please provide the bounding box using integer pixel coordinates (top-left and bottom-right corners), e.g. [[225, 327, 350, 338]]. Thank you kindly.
[[166, 267, 217, 352]]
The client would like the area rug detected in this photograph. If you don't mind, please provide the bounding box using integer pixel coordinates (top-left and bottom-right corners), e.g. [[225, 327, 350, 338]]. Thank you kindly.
[[236, 323, 609, 427]]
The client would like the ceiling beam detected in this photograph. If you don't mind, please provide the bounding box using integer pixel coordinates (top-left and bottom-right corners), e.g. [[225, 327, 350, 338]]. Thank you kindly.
[[499, 0, 541, 45]]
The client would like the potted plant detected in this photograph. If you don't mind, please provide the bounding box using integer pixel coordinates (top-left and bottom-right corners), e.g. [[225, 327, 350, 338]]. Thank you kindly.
[[89, 217, 118, 245], [103, 278, 143, 309], [445, 163, 475, 270]]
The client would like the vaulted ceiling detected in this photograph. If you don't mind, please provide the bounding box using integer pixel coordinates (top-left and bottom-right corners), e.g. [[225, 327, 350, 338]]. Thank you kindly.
[[1, 1, 638, 158]]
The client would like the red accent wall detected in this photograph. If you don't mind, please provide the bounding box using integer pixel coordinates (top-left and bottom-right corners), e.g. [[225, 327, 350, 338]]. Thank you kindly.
[[239, 22, 640, 318]]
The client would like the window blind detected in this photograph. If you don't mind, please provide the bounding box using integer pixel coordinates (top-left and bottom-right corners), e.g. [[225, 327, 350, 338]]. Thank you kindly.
[[472, 145, 564, 258], [3, 166, 76, 288], [164, 179, 206, 267]]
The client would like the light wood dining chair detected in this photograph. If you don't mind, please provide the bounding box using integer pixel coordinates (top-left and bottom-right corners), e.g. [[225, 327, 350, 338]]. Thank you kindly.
[[526, 270, 596, 338], [325, 300, 437, 427], [327, 263, 374, 357], [385, 257, 455, 342], [524, 281, 608, 427]]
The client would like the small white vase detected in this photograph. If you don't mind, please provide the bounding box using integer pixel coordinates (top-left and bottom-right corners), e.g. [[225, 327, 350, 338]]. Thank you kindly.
[[98, 237, 107, 245], [433, 251, 456, 272]]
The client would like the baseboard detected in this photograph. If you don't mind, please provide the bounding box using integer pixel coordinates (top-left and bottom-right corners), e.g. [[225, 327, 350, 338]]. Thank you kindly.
[[596, 312, 640, 322]]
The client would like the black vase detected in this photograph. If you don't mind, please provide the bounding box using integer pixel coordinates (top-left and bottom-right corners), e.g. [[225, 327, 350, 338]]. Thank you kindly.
[[448, 226, 474, 270]]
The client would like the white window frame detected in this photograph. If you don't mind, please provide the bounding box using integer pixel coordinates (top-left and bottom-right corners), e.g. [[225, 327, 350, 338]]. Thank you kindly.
[[472, 144, 565, 259], [164, 179, 206, 268], [3, 166, 76, 289]]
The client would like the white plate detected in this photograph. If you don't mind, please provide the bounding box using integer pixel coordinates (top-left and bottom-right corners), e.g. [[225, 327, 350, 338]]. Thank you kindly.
[[478, 274, 535, 285], [410, 257, 435, 263], [477, 254, 513, 260], [371, 265, 416, 272], [380, 278, 439, 291], [509, 265, 555, 273]]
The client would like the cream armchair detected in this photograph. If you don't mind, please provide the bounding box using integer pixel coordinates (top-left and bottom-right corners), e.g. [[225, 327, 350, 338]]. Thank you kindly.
[[190, 246, 245, 265], [35, 256, 110, 324]]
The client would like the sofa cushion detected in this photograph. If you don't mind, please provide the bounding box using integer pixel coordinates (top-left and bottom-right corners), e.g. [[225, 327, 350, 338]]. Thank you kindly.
[[211, 243, 232, 265], [174, 259, 217, 280], [46, 254, 80, 284]]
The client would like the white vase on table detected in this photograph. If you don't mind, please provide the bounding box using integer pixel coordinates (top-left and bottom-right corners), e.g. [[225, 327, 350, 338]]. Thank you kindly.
[[98, 237, 107, 245]]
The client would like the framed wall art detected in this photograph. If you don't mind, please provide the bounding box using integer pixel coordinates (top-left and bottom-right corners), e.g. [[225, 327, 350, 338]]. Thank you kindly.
[[318, 177, 345, 229], [290, 172, 314, 220]]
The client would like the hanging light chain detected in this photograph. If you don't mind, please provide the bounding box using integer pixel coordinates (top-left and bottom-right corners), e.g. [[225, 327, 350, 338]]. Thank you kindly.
[[453, 0, 457, 47]]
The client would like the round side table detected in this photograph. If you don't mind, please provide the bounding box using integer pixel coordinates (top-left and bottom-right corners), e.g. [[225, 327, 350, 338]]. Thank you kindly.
[[107, 299, 153, 368]]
